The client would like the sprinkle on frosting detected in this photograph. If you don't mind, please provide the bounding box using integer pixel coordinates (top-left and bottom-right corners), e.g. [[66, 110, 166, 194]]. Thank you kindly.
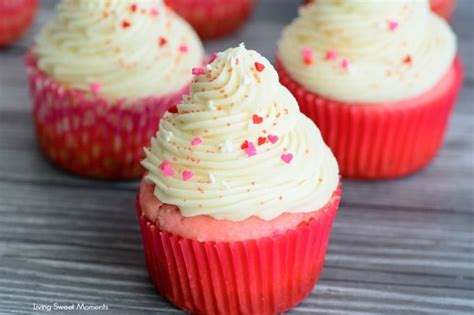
[[191, 137, 202, 146], [159, 37, 167, 46], [182, 170, 193, 181], [89, 82, 101, 94], [388, 20, 399, 31], [179, 44, 189, 53], [122, 20, 131, 28], [325, 50, 337, 61], [192, 67, 205, 75], [302, 47, 314, 65], [255, 62, 265, 72], [163, 130, 173, 142], [142, 45, 339, 221]]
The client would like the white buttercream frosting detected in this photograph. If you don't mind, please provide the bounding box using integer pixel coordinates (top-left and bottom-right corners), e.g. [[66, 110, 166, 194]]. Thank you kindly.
[[142, 45, 339, 221], [34, 0, 203, 101], [278, 0, 456, 103]]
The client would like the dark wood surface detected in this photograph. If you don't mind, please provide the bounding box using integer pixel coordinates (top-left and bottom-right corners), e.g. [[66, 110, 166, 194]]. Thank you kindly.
[[0, 1, 473, 314]]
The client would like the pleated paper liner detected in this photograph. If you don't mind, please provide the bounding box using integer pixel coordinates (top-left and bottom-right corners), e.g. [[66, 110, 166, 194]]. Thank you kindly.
[[137, 185, 341, 315], [25, 52, 189, 179], [277, 57, 463, 179], [0, 0, 38, 46], [165, 0, 256, 39]]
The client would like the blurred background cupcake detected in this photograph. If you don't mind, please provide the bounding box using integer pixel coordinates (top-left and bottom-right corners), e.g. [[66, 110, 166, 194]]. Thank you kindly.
[[0, 0, 38, 46], [26, 0, 204, 179], [303, 0, 457, 20], [165, 0, 256, 39], [138, 45, 340, 314], [277, 0, 463, 179]]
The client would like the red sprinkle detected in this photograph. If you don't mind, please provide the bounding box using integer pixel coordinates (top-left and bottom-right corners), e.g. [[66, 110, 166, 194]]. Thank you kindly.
[[159, 37, 167, 46], [130, 3, 137, 12], [209, 52, 218, 64], [252, 114, 263, 124], [192, 67, 205, 75], [122, 20, 131, 28], [258, 137, 267, 146], [403, 55, 412, 64], [302, 47, 314, 65], [255, 62, 265, 72], [241, 140, 249, 150]]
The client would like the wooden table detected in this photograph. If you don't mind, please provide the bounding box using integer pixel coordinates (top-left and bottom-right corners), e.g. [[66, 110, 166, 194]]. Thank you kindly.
[[1, 1, 473, 314]]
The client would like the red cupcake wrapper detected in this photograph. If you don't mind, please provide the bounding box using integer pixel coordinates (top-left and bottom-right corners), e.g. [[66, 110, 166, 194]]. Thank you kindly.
[[277, 57, 464, 179], [165, 0, 256, 40], [25, 52, 189, 179], [137, 186, 341, 315], [0, 0, 38, 46]]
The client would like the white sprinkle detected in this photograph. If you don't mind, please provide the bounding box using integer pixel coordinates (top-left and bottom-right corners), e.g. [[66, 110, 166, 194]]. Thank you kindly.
[[162, 130, 173, 142], [243, 75, 252, 85], [239, 42, 246, 49], [207, 100, 216, 111], [208, 173, 216, 184], [222, 180, 230, 190], [219, 140, 233, 152]]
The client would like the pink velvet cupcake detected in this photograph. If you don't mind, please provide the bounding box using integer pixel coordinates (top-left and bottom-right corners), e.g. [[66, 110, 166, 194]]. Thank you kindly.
[[277, 0, 463, 179], [0, 0, 38, 46], [165, 0, 256, 39], [26, 0, 204, 179], [138, 44, 341, 314]]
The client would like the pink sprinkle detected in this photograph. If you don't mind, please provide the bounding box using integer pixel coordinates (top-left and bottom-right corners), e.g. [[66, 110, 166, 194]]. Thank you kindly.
[[182, 170, 194, 181], [191, 137, 203, 146], [388, 20, 399, 31], [267, 134, 279, 144], [245, 141, 256, 157], [209, 52, 218, 64], [325, 50, 337, 61], [281, 153, 293, 164], [340, 58, 350, 70], [159, 160, 175, 176], [150, 7, 159, 16], [179, 44, 188, 53], [90, 82, 101, 94], [302, 47, 314, 65], [192, 67, 205, 75]]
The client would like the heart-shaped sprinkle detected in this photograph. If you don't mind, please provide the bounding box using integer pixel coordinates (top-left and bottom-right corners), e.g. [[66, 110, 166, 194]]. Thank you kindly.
[[159, 37, 167, 46], [150, 7, 159, 16], [179, 44, 188, 53], [267, 134, 279, 144], [258, 137, 267, 146], [341, 58, 350, 70], [90, 82, 101, 94], [130, 3, 137, 12], [241, 140, 249, 150], [255, 62, 265, 72], [191, 137, 202, 146], [182, 170, 193, 181], [388, 20, 399, 31], [245, 142, 256, 157], [192, 67, 205, 75], [302, 47, 314, 65], [159, 160, 175, 176], [252, 114, 263, 124], [325, 50, 337, 61], [122, 20, 131, 28], [403, 55, 412, 64], [281, 153, 293, 164]]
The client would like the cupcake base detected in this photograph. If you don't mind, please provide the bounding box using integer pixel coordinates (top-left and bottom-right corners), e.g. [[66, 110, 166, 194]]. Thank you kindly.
[[0, 0, 38, 46], [25, 52, 189, 180], [137, 185, 341, 315], [165, 0, 256, 39], [277, 57, 463, 179]]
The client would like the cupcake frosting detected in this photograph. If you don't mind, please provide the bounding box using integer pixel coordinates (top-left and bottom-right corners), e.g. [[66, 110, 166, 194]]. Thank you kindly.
[[34, 0, 203, 101], [278, 0, 456, 103], [142, 44, 339, 222]]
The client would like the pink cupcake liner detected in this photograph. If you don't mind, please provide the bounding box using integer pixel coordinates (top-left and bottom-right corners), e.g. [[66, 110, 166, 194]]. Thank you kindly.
[[25, 52, 189, 179], [137, 184, 341, 315], [165, 0, 256, 39], [0, 0, 38, 46], [277, 57, 463, 179]]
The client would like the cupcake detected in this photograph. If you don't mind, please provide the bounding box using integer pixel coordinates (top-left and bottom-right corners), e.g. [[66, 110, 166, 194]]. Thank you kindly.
[[0, 0, 38, 46], [165, 0, 256, 39], [138, 44, 340, 314], [277, 0, 463, 179], [26, 0, 204, 179]]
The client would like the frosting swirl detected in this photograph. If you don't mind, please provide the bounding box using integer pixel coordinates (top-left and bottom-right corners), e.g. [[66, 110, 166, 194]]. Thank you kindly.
[[142, 45, 339, 222], [278, 0, 456, 103], [34, 0, 203, 101]]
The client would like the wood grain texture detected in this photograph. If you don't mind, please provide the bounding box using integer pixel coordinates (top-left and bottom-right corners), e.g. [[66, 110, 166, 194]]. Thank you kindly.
[[0, 0, 473, 314]]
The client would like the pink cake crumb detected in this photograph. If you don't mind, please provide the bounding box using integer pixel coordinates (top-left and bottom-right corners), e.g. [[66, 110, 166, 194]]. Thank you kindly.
[[139, 179, 337, 242]]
